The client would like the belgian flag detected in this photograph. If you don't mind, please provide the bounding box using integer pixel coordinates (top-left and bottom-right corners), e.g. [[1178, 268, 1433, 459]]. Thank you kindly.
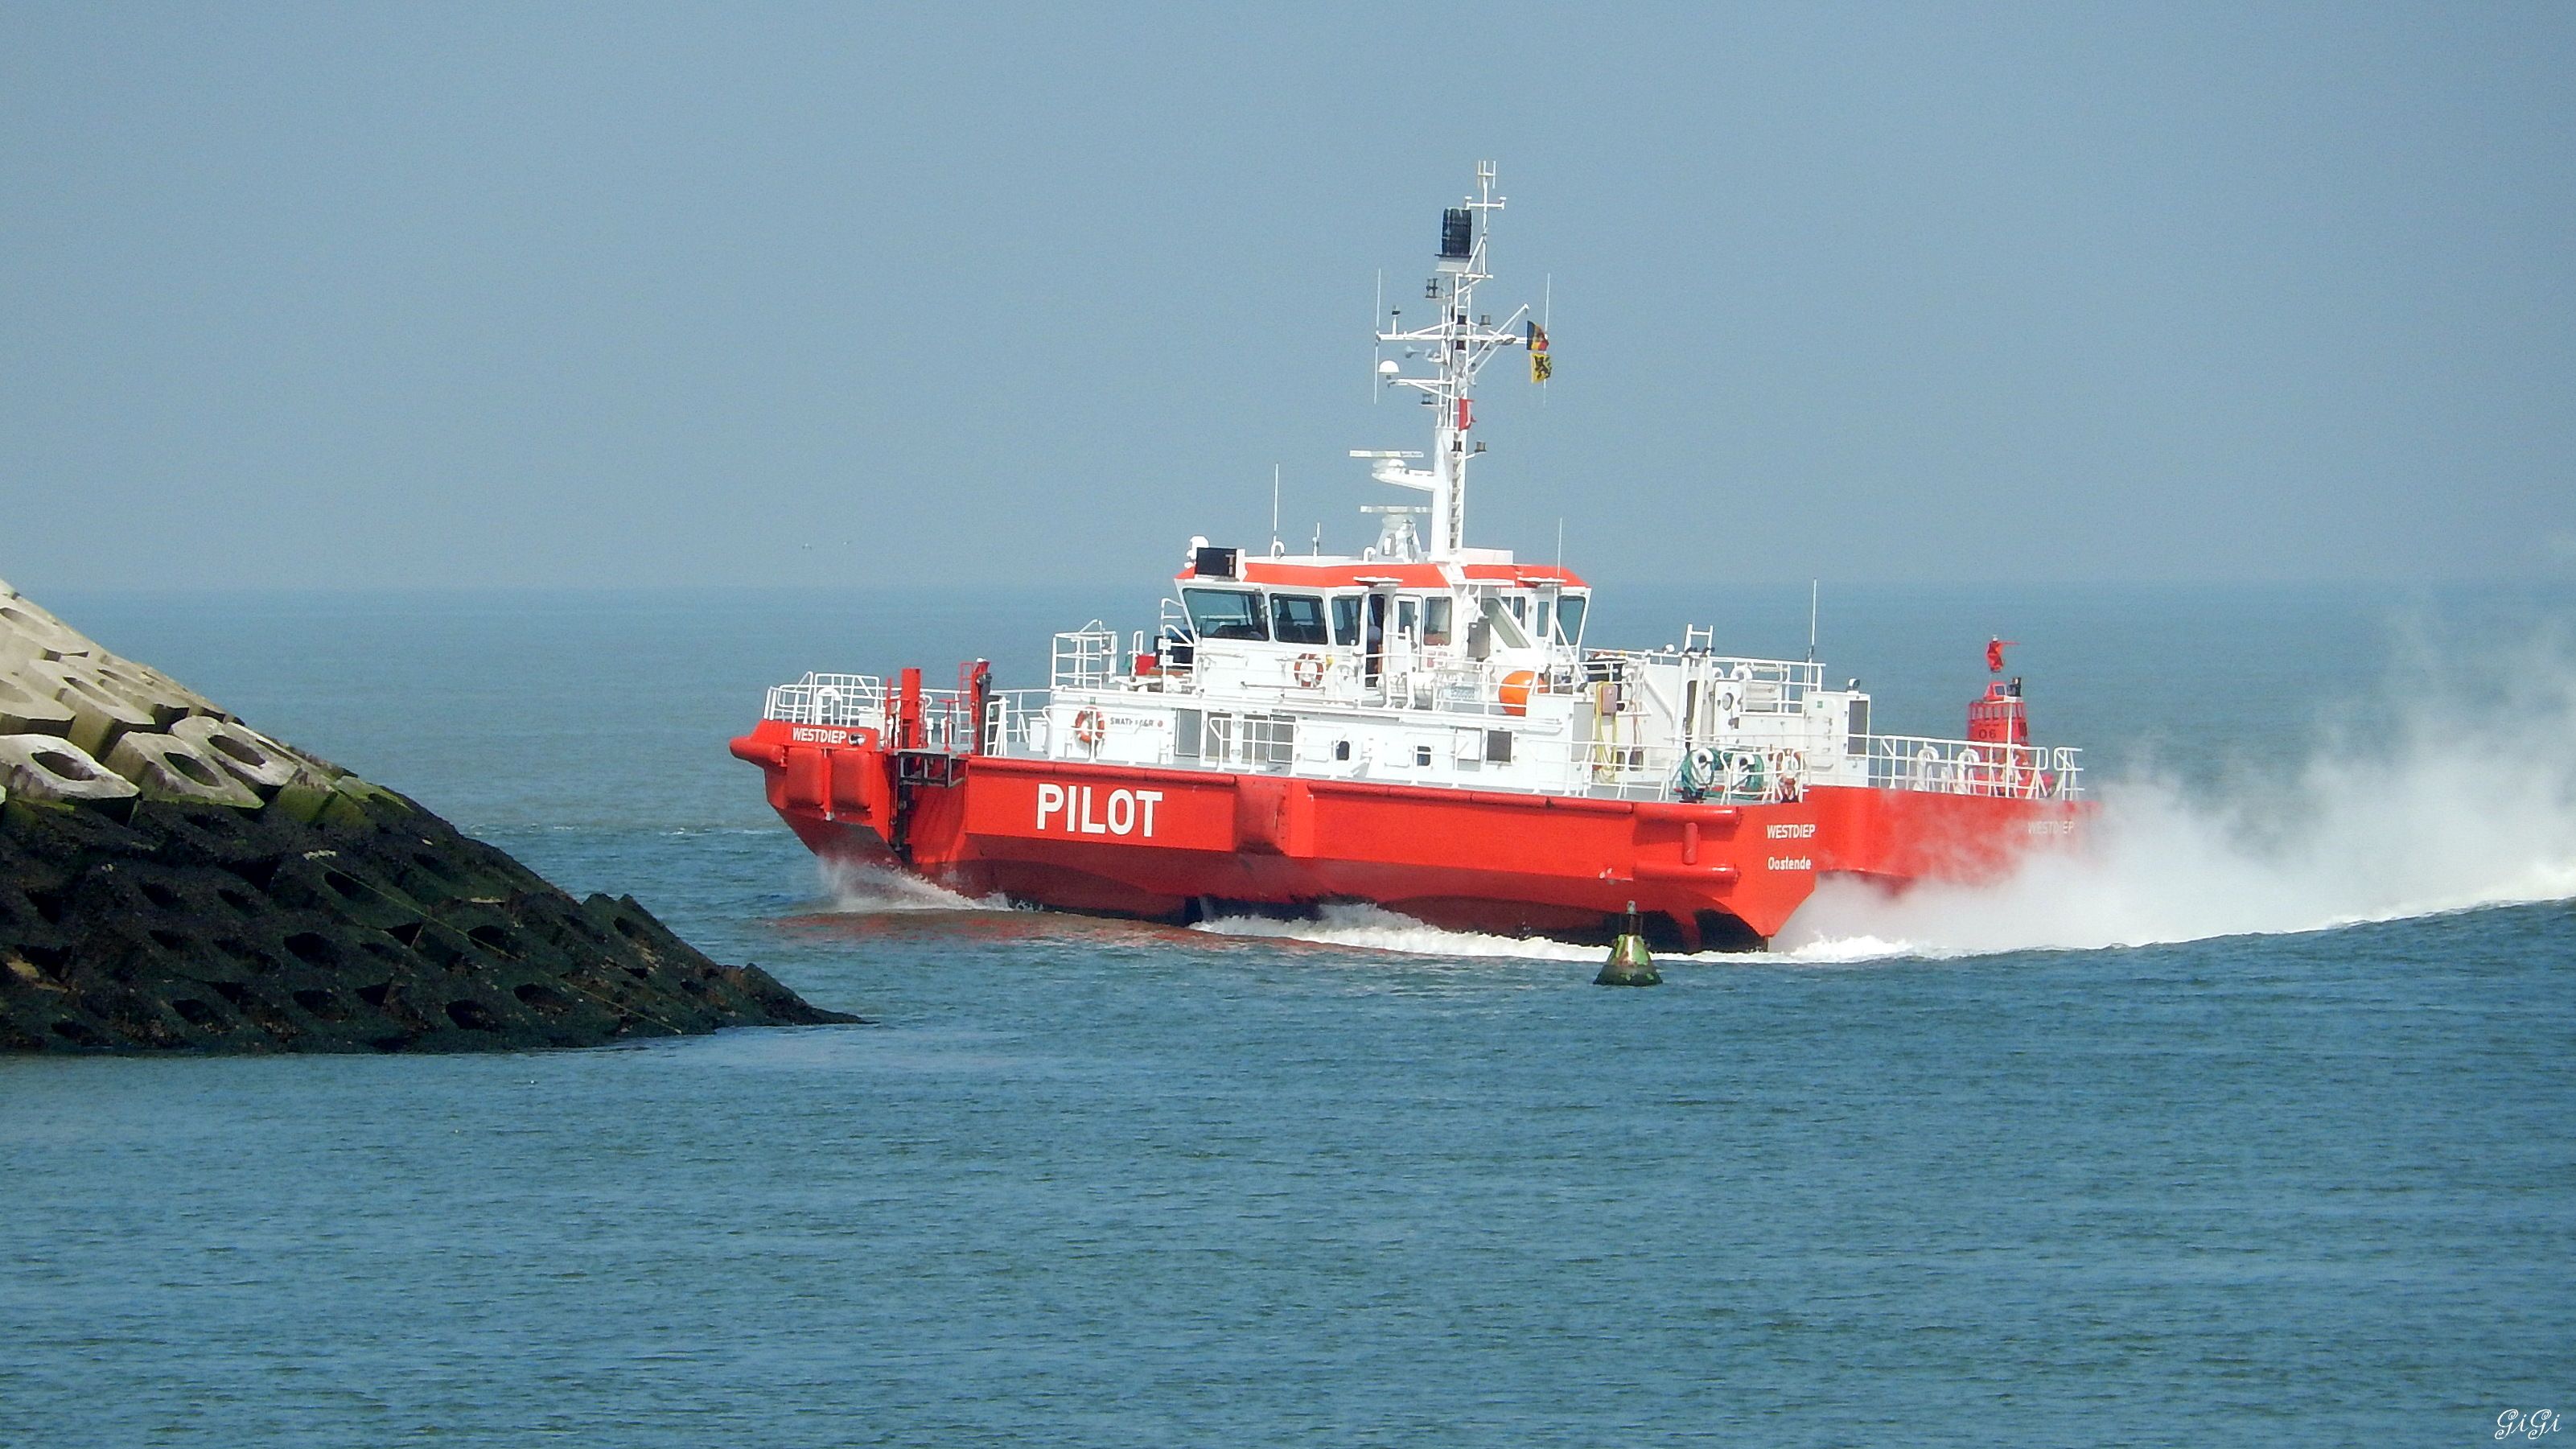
[[1526, 320, 1551, 383]]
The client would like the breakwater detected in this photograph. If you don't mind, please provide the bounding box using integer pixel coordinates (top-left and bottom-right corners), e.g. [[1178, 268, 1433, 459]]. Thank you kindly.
[[0, 578, 854, 1052]]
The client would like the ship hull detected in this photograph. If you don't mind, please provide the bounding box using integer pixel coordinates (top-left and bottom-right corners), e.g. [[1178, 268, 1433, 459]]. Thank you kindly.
[[732, 720, 2081, 948]]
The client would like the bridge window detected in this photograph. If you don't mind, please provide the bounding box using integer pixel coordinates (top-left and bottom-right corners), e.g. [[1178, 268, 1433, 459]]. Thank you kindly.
[[1270, 593, 1329, 644], [1554, 594, 1588, 644], [1331, 595, 1362, 646], [1422, 595, 1452, 646], [1396, 597, 1420, 640], [1182, 588, 1267, 641]]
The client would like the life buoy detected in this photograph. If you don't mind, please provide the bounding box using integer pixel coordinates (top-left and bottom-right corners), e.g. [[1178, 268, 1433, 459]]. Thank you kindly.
[[1073, 706, 1106, 749], [1292, 652, 1325, 690], [1773, 749, 1804, 801]]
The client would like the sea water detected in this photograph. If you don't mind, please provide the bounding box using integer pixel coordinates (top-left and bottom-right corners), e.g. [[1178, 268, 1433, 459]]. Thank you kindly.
[[3, 582, 2571, 1447]]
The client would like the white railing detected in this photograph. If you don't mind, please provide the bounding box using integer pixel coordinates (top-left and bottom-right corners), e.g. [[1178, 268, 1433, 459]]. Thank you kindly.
[[1858, 734, 2084, 801], [763, 673, 885, 727], [1587, 649, 1828, 695], [769, 665, 2080, 806], [1053, 622, 1118, 690]]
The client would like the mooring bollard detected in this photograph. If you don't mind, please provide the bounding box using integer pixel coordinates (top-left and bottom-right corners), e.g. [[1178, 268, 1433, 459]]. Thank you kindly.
[[1595, 900, 1660, 986]]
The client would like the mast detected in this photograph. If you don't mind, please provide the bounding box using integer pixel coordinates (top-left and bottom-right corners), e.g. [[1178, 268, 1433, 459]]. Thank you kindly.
[[1363, 163, 1530, 560]]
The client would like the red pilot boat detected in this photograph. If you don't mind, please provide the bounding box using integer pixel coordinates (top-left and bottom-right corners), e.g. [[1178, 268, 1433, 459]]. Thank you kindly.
[[732, 165, 2085, 950]]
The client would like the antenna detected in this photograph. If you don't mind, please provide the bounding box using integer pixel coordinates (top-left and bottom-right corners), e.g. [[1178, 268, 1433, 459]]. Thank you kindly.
[[1271, 463, 1282, 548], [1808, 579, 1820, 662], [1372, 270, 1383, 404], [1359, 162, 1531, 560]]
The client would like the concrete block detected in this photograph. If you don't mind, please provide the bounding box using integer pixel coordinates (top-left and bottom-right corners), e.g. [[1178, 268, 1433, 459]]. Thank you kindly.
[[169, 714, 315, 794], [85, 654, 209, 727], [0, 596, 93, 660], [104, 731, 263, 809], [0, 734, 139, 807], [20, 659, 157, 757], [0, 672, 76, 736]]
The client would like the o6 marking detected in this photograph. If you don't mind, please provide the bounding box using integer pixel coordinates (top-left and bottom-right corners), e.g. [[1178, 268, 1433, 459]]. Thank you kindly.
[[1035, 783, 1162, 838]]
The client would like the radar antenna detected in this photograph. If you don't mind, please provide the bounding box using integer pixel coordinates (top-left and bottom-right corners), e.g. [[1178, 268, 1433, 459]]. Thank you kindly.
[[1359, 162, 1534, 560]]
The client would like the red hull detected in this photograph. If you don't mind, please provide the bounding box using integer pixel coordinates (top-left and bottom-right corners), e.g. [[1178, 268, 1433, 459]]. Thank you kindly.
[[730, 718, 2081, 948]]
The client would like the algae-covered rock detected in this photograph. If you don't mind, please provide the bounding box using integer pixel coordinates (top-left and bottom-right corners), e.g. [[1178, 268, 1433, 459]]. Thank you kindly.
[[0, 793, 854, 1052], [0, 587, 858, 1053]]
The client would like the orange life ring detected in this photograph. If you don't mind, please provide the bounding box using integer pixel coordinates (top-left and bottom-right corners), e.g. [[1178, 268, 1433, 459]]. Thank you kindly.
[[1499, 669, 1543, 716], [1073, 706, 1106, 749], [1292, 652, 1325, 690]]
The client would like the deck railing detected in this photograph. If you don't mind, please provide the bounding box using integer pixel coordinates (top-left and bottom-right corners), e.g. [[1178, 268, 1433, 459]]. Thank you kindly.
[[1857, 734, 2084, 801], [762, 673, 884, 727], [1053, 624, 1119, 690], [769, 670, 2082, 805]]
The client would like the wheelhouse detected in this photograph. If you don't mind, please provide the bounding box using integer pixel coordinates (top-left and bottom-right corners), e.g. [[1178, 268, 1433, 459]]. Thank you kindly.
[[1174, 554, 1590, 661]]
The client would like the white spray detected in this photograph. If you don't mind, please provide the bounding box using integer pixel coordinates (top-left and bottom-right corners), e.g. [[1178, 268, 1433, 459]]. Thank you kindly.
[[1780, 638, 2576, 959], [818, 858, 1009, 914]]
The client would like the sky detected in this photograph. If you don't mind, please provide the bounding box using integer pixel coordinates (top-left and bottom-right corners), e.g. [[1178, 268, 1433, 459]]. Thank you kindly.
[[4, 3, 2572, 594]]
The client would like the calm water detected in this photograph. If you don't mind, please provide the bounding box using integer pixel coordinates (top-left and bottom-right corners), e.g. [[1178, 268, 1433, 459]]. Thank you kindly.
[[5, 582, 2573, 1446]]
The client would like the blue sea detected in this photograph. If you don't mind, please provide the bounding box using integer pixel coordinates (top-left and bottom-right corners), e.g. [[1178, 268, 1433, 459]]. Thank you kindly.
[[5, 582, 2572, 1447]]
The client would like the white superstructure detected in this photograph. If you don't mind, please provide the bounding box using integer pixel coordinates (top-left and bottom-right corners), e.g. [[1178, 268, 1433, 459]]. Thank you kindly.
[[763, 164, 2082, 809]]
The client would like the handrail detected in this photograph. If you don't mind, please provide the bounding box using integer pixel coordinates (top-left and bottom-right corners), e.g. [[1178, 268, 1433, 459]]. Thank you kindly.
[[1855, 733, 2084, 801], [761, 672, 885, 727], [1052, 622, 1118, 690], [761, 665, 2080, 805]]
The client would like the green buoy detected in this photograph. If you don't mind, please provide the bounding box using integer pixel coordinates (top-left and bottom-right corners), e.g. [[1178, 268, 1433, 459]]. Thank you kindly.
[[1596, 902, 1660, 986]]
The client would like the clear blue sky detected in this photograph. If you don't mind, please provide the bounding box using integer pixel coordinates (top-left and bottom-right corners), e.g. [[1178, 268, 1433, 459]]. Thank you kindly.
[[6, 3, 2571, 593]]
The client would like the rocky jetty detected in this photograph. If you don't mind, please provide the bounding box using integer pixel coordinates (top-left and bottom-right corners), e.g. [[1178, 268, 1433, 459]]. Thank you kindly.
[[0, 580, 855, 1052]]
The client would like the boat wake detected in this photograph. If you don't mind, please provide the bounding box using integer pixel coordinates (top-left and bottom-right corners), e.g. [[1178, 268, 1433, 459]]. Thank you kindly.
[[1190, 903, 1800, 965], [1780, 641, 2576, 960], [1191, 904, 1608, 962], [817, 859, 1013, 914]]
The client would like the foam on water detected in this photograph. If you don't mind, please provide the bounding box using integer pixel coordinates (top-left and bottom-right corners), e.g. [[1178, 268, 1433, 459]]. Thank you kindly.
[[1191, 904, 1606, 962], [1780, 640, 2576, 959], [1190, 903, 1793, 966], [818, 859, 1010, 914]]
